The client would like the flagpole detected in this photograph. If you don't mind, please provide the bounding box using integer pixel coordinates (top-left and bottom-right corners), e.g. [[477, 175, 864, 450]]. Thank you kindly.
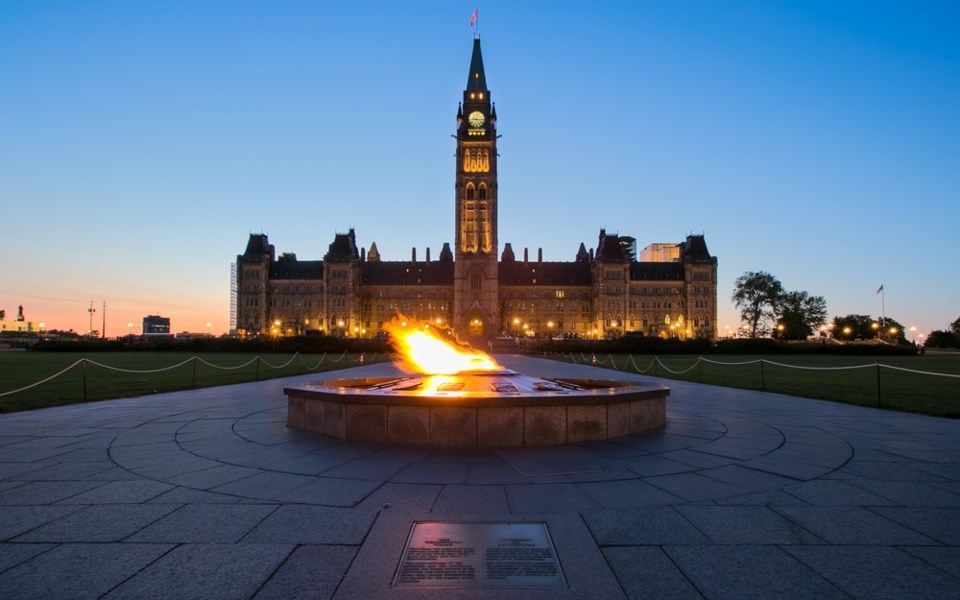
[[881, 287, 886, 332]]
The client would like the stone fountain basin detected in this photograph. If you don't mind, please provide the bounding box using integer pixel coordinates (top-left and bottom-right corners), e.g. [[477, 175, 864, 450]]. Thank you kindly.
[[284, 372, 668, 447]]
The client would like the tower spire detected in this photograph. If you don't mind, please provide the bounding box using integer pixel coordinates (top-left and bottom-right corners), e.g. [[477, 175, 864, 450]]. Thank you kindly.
[[466, 37, 487, 93]]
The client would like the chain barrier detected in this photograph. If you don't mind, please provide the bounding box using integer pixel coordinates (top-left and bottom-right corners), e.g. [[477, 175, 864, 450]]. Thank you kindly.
[[546, 353, 958, 409], [0, 352, 377, 399]]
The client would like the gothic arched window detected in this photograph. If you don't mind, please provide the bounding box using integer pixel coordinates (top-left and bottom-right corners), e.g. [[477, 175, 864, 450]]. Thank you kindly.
[[478, 183, 487, 200]]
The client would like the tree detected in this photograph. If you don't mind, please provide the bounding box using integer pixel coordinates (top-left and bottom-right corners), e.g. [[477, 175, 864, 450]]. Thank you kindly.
[[775, 291, 827, 340], [0, 309, 4, 320], [732, 271, 784, 337], [951, 316, 960, 338], [926, 330, 959, 349], [832, 314, 875, 340], [832, 314, 907, 343]]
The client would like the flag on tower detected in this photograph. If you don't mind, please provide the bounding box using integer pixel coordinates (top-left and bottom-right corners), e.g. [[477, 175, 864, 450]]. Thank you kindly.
[[876, 284, 884, 294], [470, 8, 477, 27]]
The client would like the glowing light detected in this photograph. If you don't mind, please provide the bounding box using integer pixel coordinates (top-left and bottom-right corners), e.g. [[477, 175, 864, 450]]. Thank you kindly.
[[384, 316, 503, 375]]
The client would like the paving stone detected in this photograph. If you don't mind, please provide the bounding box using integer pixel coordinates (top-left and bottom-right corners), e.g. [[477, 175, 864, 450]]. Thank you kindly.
[[0, 544, 54, 574], [665, 545, 846, 600], [616, 454, 698, 476], [645, 472, 748, 502], [253, 544, 357, 600], [466, 462, 530, 484], [127, 504, 279, 543], [659, 448, 738, 468], [603, 546, 701, 600], [0, 480, 108, 505], [433, 484, 509, 513], [210, 471, 317, 500], [848, 479, 960, 507], [14, 504, 179, 542], [354, 482, 441, 512], [390, 462, 468, 484], [577, 479, 683, 507], [699, 464, 799, 493], [0, 543, 174, 600], [268, 477, 381, 506], [783, 545, 960, 600], [505, 482, 601, 513], [0, 463, 50, 480], [901, 546, 960, 580], [585, 506, 709, 545], [869, 507, 960, 545], [55, 479, 175, 504], [14, 462, 116, 480], [782, 479, 897, 506], [319, 457, 408, 481], [741, 455, 833, 480], [0, 505, 84, 540], [833, 460, 952, 482], [675, 505, 824, 544], [712, 489, 812, 506], [497, 445, 622, 477], [103, 543, 292, 600], [164, 464, 263, 490], [146, 486, 246, 504], [241, 504, 377, 544], [773, 505, 938, 545]]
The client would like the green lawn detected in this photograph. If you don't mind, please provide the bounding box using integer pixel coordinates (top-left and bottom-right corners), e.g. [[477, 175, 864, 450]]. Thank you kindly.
[[549, 352, 960, 418], [0, 352, 383, 413]]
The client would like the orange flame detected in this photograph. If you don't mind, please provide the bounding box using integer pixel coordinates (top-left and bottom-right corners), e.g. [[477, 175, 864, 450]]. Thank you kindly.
[[384, 316, 503, 375]]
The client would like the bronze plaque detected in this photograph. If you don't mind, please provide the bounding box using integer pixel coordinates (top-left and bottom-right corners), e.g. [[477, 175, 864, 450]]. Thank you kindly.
[[393, 521, 566, 589]]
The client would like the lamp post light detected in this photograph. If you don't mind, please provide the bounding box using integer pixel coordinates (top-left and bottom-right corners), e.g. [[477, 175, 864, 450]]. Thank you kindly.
[[206, 322, 212, 337], [127, 322, 133, 337], [910, 326, 917, 344], [843, 326, 852, 339], [871, 322, 880, 339]]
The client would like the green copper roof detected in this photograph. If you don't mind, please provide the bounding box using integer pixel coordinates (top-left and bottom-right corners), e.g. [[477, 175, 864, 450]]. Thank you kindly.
[[466, 38, 487, 92]]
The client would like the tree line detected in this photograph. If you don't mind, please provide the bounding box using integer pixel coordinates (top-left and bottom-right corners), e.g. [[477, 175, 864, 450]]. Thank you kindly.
[[732, 271, 914, 344]]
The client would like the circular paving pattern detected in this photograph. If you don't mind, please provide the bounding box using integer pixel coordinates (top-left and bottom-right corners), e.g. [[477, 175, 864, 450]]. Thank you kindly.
[[107, 356, 855, 508]]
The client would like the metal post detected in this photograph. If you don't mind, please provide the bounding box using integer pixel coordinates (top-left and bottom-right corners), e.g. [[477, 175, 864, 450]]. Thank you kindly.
[[81, 359, 88, 402], [760, 360, 765, 391], [698, 358, 703, 383], [255, 356, 260, 381], [876, 363, 882, 408], [191, 356, 198, 389]]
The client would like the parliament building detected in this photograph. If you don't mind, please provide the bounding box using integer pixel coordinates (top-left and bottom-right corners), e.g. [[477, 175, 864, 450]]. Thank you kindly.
[[234, 37, 718, 341]]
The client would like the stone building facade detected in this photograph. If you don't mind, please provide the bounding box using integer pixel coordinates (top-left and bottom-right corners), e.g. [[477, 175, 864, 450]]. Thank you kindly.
[[234, 37, 718, 341]]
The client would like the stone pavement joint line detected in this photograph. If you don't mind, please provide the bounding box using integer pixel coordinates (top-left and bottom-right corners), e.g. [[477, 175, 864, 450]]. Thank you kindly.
[[0, 355, 958, 599]]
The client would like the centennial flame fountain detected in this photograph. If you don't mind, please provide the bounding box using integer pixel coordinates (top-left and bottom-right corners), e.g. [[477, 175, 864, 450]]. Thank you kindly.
[[284, 319, 668, 447]]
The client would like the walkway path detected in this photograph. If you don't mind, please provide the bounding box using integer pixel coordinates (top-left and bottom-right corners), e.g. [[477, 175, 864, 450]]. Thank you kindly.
[[0, 355, 958, 598]]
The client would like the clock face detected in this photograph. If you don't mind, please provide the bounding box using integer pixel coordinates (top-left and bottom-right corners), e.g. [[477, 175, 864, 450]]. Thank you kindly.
[[468, 111, 485, 128]]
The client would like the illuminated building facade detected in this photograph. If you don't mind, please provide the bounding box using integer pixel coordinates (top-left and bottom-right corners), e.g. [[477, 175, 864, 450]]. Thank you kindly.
[[234, 38, 717, 340]]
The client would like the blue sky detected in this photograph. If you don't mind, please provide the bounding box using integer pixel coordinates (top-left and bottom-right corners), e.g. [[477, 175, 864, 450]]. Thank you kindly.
[[2, 1, 958, 337]]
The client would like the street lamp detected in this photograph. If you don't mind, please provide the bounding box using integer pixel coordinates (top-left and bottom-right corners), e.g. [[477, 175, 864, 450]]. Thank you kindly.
[[910, 326, 916, 344], [871, 322, 880, 339], [206, 322, 212, 337]]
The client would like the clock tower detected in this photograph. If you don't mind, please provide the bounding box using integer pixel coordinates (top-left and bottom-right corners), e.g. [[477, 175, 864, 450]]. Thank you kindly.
[[453, 36, 500, 338]]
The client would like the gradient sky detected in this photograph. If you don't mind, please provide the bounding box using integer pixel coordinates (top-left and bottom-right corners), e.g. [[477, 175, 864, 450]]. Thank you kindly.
[[2, 1, 958, 339]]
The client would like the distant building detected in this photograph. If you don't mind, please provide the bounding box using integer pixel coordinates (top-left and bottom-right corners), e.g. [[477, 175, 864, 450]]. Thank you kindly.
[[143, 315, 171, 335], [234, 37, 718, 341]]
